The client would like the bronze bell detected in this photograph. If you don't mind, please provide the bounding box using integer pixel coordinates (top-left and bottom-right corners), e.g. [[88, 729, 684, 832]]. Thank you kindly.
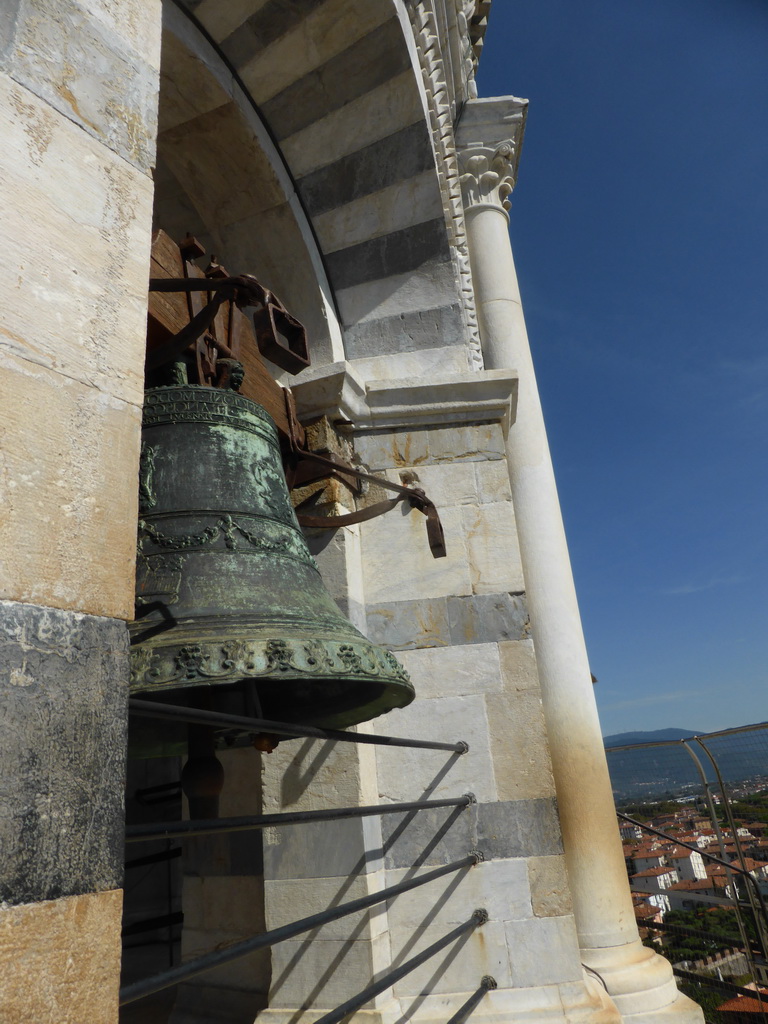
[[129, 385, 413, 753]]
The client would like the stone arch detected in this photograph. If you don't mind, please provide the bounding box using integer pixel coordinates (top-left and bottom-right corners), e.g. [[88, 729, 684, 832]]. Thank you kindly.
[[158, 0, 468, 380], [154, 2, 345, 372]]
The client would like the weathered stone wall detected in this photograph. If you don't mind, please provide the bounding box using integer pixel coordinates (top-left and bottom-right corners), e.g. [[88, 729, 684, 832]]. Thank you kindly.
[[0, 0, 161, 1018], [353, 417, 595, 1020]]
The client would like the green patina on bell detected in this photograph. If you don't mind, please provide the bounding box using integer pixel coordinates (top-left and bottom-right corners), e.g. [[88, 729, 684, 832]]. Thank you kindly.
[[129, 385, 413, 750]]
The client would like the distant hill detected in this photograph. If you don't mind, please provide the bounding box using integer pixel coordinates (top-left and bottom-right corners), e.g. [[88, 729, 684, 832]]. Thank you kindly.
[[602, 728, 768, 802], [603, 728, 699, 747]]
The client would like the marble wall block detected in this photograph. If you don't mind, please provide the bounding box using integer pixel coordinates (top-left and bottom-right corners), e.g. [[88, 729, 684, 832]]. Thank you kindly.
[[396, 643, 503, 700], [0, 890, 123, 1024], [267, 933, 391, 1011], [375, 694, 497, 804], [362, 505, 472, 604], [0, 71, 154, 410], [486, 688, 556, 802], [505, 916, 584, 987], [384, 859, 532, 931], [354, 422, 505, 475], [527, 856, 574, 918], [390, 919, 513, 996], [461, 502, 525, 594], [0, 601, 128, 903], [0, 357, 142, 618], [264, 875, 389, 941], [0, 0, 161, 173], [499, 638, 540, 691]]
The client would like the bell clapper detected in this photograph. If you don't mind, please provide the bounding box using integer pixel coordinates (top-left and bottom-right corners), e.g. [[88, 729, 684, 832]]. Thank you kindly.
[[181, 724, 225, 819], [251, 733, 280, 754]]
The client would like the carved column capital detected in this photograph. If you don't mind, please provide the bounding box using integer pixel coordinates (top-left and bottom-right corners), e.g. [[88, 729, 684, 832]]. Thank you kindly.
[[455, 96, 528, 216], [457, 141, 518, 212]]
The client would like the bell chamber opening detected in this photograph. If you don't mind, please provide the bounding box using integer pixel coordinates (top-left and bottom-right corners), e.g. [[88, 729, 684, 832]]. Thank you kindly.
[[129, 385, 414, 756]]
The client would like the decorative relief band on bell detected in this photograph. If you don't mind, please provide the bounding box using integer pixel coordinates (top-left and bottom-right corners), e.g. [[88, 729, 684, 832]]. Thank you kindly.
[[142, 386, 279, 442], [130, 638, 412, 690], [135, 552, 186, 607], [137, 514, 316, 567]]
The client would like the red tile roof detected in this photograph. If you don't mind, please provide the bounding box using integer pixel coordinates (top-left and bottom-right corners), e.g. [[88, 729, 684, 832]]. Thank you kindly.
[[667, 879, 718, 892], [717, 993, 768, 1015]]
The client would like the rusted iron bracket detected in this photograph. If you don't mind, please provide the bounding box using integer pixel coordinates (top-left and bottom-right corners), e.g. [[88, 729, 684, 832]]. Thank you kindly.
[[148, 275, 309, 374], [281, 389, 446, 559]]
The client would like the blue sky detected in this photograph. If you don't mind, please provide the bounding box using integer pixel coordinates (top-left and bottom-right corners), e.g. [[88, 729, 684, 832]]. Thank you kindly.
[[477, 0, 768, 736]]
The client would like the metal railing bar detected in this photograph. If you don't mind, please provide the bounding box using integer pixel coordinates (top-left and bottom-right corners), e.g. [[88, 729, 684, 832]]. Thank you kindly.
[[606, 738, 694, 752], [119, 854, 480, 1006], [129, 698, 469, 753], [605, 719, 768, 753], [310, 911, 488, 1024], [673, 965, 768, 1001], [444, 976, 497, 1024], [692, 736, 768, 960], [692, 720, 768, 741], [126, 795, 475, 843], [674, 739, 756, 961]]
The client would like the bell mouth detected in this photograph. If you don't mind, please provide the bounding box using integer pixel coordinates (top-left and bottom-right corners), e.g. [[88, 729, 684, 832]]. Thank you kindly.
[[244, 674, 406, 728], [128, 631, 414, 757], [127, 673, 413, 759]]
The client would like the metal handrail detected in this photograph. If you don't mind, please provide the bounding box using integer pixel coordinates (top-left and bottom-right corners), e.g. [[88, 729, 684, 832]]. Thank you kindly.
[[126, 794, 475, 843], [119, 854, 480, 1005], [129, 698, 469, 753], [311, 911, 489, 1024], [604, 720, 768, 753], [691, 735, 768, 960], [672, 964, 768, 1022]]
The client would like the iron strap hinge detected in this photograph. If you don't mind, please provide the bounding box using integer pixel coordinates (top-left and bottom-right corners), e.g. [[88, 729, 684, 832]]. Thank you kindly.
[[282, 388, 446, 559]]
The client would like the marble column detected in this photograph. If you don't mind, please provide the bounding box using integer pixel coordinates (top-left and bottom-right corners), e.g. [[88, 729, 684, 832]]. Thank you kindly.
[[456, 98, 702, 1024]]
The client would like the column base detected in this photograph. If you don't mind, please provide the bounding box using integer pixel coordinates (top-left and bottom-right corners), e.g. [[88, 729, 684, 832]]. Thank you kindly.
[[581, 940, 703, 1024]]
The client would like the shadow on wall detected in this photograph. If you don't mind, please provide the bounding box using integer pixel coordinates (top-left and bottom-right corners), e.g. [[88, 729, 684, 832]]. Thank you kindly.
[[269, 749, 473, 1020]]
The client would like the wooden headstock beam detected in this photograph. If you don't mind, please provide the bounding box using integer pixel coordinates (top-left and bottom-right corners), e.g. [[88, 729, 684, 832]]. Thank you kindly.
[[146, 230, 304, 446]]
